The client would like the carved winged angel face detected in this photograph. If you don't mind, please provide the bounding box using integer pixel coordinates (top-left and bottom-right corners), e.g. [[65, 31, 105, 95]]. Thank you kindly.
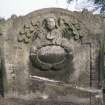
[[45, 17, 56, 31]]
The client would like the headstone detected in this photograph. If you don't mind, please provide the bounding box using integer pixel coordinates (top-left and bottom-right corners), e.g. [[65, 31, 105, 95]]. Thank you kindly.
[[0, 8, 104, 105]]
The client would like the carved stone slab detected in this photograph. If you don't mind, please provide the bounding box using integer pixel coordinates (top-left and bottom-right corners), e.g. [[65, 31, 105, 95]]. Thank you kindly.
[[0, 8, 104, 105]]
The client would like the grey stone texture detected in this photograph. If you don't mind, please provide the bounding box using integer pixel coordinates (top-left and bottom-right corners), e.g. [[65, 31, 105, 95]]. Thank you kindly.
[[0, 8, 105, 105]]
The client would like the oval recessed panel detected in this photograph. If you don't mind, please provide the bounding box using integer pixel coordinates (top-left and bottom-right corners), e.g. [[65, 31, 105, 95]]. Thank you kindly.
[[38, 45, 66, 64]]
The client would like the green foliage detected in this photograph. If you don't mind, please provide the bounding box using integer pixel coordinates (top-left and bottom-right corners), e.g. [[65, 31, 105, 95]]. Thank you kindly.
[[66, 0, 105, 14], [67, 0, 105, 4], [95, 0, 104, 4]]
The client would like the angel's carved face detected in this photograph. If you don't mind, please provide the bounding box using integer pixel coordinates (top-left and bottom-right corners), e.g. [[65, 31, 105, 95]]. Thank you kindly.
[[46, 17, 56, 31]]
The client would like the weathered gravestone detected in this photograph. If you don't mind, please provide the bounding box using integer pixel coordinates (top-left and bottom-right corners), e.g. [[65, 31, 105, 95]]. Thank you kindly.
[[0, 8, 105, 105]]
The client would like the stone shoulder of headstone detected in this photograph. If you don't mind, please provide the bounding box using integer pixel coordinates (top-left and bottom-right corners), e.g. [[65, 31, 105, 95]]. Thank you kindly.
[[11, 14, 17, 20], [82, 8, 93, 16], [0, 17, 5, 23], [100, 13, 105, 17], [82, 9, 89, 14], [0, 22, 3, 36]]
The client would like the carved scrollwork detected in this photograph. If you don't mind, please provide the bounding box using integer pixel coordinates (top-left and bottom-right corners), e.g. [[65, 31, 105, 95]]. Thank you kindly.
[[18, 16, 82, 44], [18, 21, 40, 43], [58, 17, 82, 40]]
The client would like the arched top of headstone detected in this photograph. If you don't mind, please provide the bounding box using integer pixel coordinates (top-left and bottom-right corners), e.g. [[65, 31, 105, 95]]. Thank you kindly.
[[14, 8, 104, 45]]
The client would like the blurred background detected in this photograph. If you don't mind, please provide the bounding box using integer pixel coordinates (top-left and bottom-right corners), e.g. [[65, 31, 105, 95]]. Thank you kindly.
[[0, 0, 105, 19]]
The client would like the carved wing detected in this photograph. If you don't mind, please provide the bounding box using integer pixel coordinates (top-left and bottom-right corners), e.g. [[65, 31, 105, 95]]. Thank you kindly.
[[18, 21, 41, 44], [59, 18, 81, 40]]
